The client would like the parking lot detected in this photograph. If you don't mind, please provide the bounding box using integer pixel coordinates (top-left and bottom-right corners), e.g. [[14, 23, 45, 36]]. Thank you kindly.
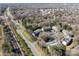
[[3, 25, 22, 56]]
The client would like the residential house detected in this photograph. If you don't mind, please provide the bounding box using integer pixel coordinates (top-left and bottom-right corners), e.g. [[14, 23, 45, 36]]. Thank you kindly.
[[32, 29, 42, 37], [52, 26, 58, 32], [42, 26, 52, 32], [62, 36, 72, 46]]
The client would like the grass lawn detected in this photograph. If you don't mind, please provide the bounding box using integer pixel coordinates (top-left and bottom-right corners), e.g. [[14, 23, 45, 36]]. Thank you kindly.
[[23, 31, 33, 42], [0, 27, 4, 56], [0, 38, 3, 56]]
